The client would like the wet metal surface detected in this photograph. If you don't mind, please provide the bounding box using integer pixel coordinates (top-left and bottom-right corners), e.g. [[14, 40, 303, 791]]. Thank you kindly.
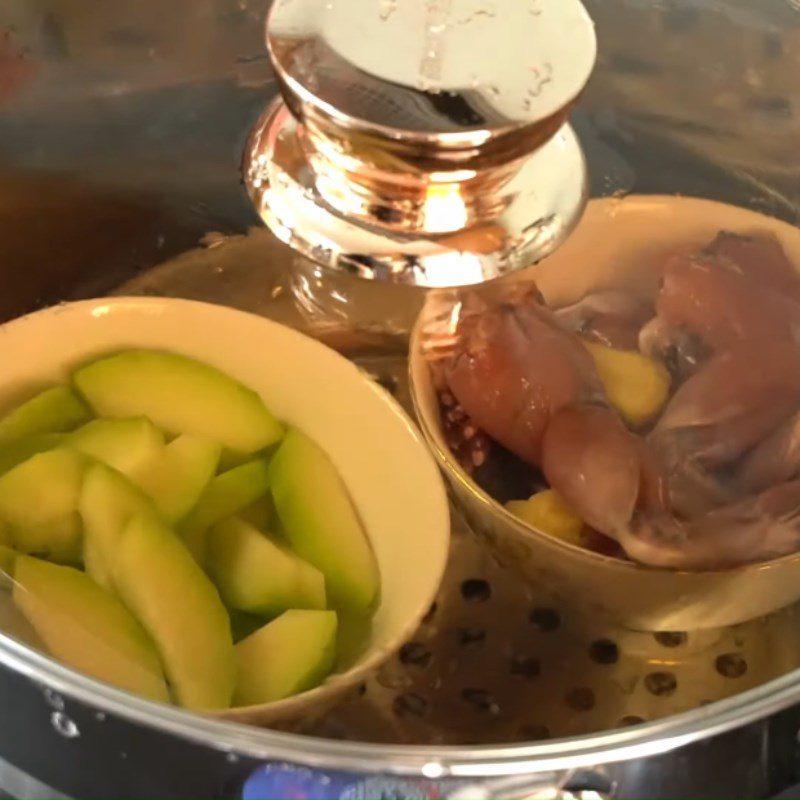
[[2, 0, 800, 752]]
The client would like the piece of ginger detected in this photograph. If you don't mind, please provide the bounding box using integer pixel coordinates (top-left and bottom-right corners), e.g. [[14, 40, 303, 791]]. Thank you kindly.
[[583, 341, 670, 428], [506, 489, 584, 546]]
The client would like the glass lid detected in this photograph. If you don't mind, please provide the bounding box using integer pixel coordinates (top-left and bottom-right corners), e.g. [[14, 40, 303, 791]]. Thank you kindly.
[[0, 0, 800, 773]]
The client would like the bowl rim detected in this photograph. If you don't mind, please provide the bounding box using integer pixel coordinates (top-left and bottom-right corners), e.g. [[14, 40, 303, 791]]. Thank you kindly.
[[0, 295, 451, 721], [407, 193, 800, 580]]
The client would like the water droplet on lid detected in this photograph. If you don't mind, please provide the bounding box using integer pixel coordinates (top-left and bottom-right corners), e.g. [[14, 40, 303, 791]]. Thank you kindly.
[[565, 686, 595, 711], [422, 762, 444, 779], [588, 638, 619, 665], [418, 77, 442, 94], [518, 723, 550, 740], [461, 688, 500, 714], [529, 607, 560, 632], [654, 631, 687, 648], [457, 626, 486, 646], [644, 671, 678, 696], [376, 664, 413, 690], [460, 578, 491, 602], [51, 712, 80, 739], [399, 642, 433, 667], [716, 653, 748, 679], [393, 692, 427, 718], [509, 654, 541, 678], [43, 688, 65, 710], [378, 0, 396, 20]]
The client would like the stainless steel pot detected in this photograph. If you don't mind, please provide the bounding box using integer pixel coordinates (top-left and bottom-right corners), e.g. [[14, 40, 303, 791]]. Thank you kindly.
[[1, 0, 800, 797]]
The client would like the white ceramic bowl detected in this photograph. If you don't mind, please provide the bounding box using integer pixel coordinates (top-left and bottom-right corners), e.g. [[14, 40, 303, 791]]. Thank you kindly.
[[410, 195, 800, 632], [0, 297, 450, 724]]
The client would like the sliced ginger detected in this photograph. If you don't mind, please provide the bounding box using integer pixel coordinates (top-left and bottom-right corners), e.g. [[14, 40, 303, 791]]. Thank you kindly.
[[506, 489, 584, 546], [583, 341, 670, 428]]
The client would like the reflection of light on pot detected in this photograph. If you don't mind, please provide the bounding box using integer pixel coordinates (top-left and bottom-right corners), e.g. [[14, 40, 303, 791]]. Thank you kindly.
[[448, 300, 463, 336], [422, 184, 468, 233], [418, 253, 485, 287], [429, 170, 477, 183]]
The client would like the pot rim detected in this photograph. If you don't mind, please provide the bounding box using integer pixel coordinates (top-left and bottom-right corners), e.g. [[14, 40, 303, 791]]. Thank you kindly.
[[2, 616, 799, 776]]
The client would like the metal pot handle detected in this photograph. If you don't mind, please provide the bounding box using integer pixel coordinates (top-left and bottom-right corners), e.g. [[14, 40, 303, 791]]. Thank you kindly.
[[446, 768, 615, 800]]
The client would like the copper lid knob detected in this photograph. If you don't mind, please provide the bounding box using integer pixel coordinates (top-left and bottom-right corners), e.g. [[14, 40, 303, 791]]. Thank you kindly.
[[244, 0, 597, 287]]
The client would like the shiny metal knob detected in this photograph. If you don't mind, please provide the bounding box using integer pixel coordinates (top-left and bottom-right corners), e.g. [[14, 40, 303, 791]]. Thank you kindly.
[[244, 0, 597, 287]]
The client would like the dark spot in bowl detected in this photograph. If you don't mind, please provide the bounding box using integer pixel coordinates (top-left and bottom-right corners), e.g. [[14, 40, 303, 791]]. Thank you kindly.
[[461, 688, 500, 713], [607, 54, 660, 75], [471, 443, 544, 504], [588, 639, 619, 665], [565, 687, 595, 711], [618, 715, 645, 727], [746, 96, 792, 118], [653, 631, 687, 648], [399, 642, 432, 667], [509, 654, 541, 678], [460, 578, 491, 602], [715, 653, 747, 679], [106, 26, 152, 46], [457, 627, 486, 646], [644, 671, 677, 697], [518, 723, 550, 740], [764, 32, 784, 60], [661, 4, 698, 33], [529, 607, 560, 632], [392, 692, 427, 718], [374, 372, 399, 395]]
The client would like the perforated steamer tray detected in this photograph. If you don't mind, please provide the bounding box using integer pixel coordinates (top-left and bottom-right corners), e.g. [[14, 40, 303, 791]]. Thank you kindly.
[[110, 225, 800, 747]]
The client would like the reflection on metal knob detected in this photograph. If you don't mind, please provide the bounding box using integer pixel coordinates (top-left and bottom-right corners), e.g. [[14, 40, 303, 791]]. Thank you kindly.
[[244, 0, 597, 287]]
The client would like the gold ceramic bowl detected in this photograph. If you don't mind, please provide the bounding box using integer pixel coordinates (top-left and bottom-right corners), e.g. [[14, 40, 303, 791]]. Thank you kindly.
[[0, 297, 450, 724], [410, 195, 800, 632]]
